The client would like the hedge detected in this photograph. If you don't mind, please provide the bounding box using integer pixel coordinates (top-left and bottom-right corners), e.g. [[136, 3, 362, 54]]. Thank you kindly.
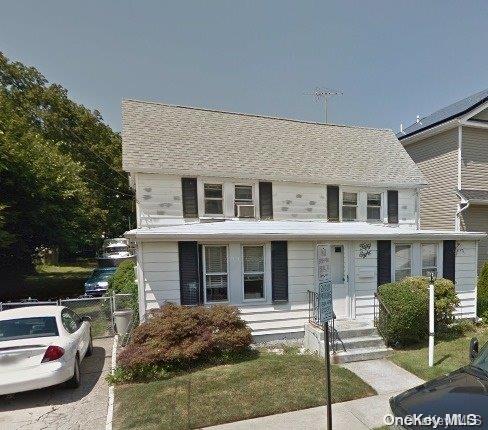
[[377, 276, 459, 347], [477, 261, 488, 320], [108, 260, 138, 321]]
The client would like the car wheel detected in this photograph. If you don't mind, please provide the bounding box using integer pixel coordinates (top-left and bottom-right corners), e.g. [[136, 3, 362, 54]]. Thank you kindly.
[[86, 332, 94, 357], [66, 356, 81, 388]]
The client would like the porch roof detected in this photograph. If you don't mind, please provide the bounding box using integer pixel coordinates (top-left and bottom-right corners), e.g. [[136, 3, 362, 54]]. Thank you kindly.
[[125, 220, 486, 242]]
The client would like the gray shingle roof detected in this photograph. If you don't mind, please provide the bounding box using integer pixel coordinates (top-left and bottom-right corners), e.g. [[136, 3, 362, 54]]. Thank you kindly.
[[122, 100, 426, 187], [458, 189, 488, 202], [397, 89, 488, 139]]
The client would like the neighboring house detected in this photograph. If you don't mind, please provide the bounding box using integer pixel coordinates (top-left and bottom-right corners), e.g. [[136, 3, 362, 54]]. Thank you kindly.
[[398, 89, 488, 270], [122, 99, 483, 341]]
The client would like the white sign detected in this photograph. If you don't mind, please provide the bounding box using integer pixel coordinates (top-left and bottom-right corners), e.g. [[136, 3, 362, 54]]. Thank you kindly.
[[317, 245, 333, 323], [318, 281, 333, 323], [317, 244, 332, 283]]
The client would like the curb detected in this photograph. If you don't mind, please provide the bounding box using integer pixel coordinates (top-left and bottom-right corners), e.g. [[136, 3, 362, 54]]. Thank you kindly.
[[106, 334, 118, 430]]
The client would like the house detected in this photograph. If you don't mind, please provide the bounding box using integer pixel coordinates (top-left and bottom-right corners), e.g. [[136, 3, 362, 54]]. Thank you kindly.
[[398, 89, 488, 270], [122, 99, 483, 345]]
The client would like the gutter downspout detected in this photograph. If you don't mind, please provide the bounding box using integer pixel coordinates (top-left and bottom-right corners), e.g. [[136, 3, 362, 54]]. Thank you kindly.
[[455, 201, 470, 231]]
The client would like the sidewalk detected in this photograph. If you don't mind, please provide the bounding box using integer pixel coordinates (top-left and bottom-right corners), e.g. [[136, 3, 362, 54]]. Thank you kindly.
[[205, 359, 424, 430]]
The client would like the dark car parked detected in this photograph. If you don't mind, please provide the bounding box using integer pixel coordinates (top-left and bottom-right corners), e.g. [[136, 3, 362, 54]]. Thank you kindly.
[[84, 267, 117, 296], [390, 338, 488, 429]]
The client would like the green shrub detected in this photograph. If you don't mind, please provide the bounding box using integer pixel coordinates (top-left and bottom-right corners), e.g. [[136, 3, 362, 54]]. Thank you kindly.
[[477, 262, 488, 320], [108, 260, 138, 321], [116, 303, 252, 379], [377, 276, 459, 347]]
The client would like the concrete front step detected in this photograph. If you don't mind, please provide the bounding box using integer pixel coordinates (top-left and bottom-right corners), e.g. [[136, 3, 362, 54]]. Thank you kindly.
[[340, 335, 386, 350], [252, 327, 305, 343], [331, 346, 393, 364]]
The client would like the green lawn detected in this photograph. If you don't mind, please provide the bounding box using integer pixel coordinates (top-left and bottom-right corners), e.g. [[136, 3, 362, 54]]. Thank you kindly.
[[391, 325, 488, 380], [1, 262, 95, 301], [114, 350, 376, 430]]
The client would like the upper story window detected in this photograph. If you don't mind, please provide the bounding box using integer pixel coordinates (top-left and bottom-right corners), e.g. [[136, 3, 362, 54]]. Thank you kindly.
[[367, 193, 382, 222], [342, 192, 358, 221], [204, 184, 223, 215], [394, 244, 412, 281], [234, 185, 253, 216], [421, 244, 438, 277]]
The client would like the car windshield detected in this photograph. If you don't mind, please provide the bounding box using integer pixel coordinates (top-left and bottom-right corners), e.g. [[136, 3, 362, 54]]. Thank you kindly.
[[472, 342, 488, 373], [0, 317, 59, 341]]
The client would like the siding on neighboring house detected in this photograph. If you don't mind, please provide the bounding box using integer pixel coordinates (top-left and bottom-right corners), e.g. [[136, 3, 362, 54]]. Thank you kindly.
[[461, 206, 488, 269], [454, 240, 478, 318], [136, 173, 183, 226], [461, 127, 488, 190], [472, 109, 488, 121], [405, 129, 458, 230]]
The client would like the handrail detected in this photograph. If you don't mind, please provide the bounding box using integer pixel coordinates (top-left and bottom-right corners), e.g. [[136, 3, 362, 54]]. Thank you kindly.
[[373, 290, 392, 345]]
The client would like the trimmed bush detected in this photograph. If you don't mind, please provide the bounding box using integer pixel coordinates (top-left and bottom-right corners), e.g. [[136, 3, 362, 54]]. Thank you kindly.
[[477, 262, 488, 320], [377, 276, 459, 347], [117, 304, 252, 378], [108, 260, 138, 321]]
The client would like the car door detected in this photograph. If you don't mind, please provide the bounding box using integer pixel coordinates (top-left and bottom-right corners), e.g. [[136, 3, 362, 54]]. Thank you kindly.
[[61, 309, 86, 359]]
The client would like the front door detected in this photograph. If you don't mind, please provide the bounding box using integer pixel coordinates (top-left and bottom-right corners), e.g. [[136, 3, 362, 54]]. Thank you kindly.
[[317, 244, 349, 319], [330, 245, 348, 319]]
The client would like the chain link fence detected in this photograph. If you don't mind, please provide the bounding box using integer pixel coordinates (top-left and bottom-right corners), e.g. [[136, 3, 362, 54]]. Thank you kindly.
[[0, 293, 133, 339]]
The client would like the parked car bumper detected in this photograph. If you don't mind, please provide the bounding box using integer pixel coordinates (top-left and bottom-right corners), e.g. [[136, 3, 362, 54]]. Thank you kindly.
[[0, 359, 75, 396]]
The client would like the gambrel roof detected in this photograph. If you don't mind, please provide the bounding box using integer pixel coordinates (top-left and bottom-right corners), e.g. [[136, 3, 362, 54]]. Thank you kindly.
[[397, 89, 488, 140], [122, 99, 426, 187]]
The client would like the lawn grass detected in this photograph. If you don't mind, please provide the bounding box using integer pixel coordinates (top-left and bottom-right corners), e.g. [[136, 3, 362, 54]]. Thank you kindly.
[[390, 324, 488, 381], [1, 262, 95, 301], [114, 350, 376, 430]]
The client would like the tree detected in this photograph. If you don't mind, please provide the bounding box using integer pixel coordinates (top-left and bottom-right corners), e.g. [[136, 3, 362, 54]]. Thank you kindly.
[[0, 52, 133, 281]]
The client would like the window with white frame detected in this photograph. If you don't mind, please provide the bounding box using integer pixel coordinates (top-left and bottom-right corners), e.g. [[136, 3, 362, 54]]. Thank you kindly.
[[204, 184, 223, 215], [204, 246, 228, 302], [394, 244, 412, 281], [342, 192, 358, 221], [234, 185, 253, 216], [367, 193, 382, 221], [421, 243, 438, 277], [242, 245, 264, 300]]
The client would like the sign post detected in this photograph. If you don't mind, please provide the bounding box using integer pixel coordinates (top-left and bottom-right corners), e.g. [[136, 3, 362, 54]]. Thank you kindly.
[[317, 243, 334, 430], [319, 281, 333, 430], [428, 272, 435, 367]]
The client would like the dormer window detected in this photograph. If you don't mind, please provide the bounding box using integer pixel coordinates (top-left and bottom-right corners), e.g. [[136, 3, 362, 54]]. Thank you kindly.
[[204, 184, 223, 215], [234, 185, 253, 216], [342, 192, 358, 221], [367, 193, 382, 222]]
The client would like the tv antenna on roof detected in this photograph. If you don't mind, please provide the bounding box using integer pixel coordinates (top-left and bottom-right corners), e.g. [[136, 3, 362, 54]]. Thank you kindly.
[[304, 87, 343, 124]]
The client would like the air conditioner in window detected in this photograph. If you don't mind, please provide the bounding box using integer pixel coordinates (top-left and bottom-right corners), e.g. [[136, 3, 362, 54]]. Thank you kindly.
[[236, 204, 255, 218]]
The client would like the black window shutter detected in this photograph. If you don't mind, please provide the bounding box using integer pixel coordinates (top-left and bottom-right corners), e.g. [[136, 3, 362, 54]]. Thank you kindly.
[[387, 190, 399, 224], [377, 240, 391, 287], [181, 178, 198, 218], [443, 240, 456, 283], [259, 182, 273, 219], [178, 241, 202, 305], [327, 185, 339, 221], [271, 241, 288, 302]]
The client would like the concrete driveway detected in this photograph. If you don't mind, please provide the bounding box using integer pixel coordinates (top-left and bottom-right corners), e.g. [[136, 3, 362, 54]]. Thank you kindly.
[[0, 337, 112, 430]]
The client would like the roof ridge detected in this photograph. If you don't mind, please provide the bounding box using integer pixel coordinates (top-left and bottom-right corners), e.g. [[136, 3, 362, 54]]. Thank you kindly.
[[122, 98, 392, 132]]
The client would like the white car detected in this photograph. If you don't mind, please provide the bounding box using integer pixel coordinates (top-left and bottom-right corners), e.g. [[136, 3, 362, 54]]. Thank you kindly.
[[0, 305, 93, 396]]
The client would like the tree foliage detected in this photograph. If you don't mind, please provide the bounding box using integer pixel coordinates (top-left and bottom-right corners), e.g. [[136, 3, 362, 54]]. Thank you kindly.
[[0, 52, 133, 280]]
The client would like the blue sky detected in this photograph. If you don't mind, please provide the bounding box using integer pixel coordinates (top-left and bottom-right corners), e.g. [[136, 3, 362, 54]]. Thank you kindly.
[[1, 1, 487, 132]]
